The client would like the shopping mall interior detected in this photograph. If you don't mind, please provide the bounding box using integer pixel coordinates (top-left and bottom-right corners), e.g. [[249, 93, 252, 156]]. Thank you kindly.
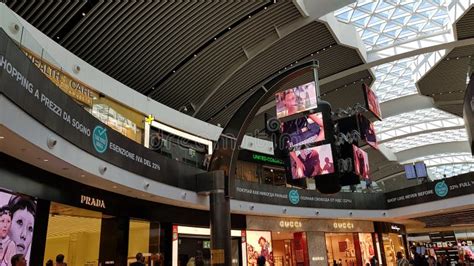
[[0, 0, 473, 266]]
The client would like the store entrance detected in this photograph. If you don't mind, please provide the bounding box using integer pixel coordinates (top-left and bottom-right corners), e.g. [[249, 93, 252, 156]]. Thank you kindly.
[[43, 202, 105, 266], [271, 232, 309, 266], [178, 236, 241, 266]]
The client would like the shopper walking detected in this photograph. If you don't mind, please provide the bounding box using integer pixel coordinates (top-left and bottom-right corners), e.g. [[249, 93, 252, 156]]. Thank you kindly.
[[55, 254, 67, 266], [397, 251, 409, 266], [10, 254, 26, 266], [257, 255, 266, 266], [131, 253, 146, 266]]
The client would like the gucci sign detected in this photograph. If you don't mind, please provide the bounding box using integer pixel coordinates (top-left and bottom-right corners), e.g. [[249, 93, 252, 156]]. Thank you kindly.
[[279, 220, 303, 229], [333, 222, 354, 230]]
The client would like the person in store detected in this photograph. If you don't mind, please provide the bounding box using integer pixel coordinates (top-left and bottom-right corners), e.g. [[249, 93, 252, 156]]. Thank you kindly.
[[0, 207, 15, 266], [45, 259, 53, 266], [10, 254, 26, 266], [396, 251, 409, 266], [369, 255, 378, 266], [427, 255, 436, 266], [131, 253, 146, 266], [257, 255, 266, 266], [55, 254, 67, 266], [410, 246, 428, 266], [7, 196, 36, 258]]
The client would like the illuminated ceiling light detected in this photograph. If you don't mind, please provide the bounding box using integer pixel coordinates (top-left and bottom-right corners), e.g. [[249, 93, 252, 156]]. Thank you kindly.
[[82, 12, 86, 16], [0, 136, 4, 139], [43, 159, 49, 162]]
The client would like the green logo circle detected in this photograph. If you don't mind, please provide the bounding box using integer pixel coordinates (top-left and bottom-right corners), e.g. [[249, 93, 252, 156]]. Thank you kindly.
[[92, 126, 108, 153], [434, 181, 449, 197], [288, 189, 300, 205]]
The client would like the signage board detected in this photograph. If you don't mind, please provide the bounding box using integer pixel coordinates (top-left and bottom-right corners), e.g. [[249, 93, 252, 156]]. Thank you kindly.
[[234, 179, 385, 209], [0, 29, 203, 190], [246, 216, 374, 233], [385, 174, 474, 208]]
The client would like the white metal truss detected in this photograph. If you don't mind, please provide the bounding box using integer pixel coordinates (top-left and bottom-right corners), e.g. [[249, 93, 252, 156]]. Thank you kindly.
[[405, 152, 474, 166], [371, 56, 419, 102], [335, 0, 450, 51], [375, 108, 465, 142], [383, 128, 467, 153], [428, 163, 474, 179]]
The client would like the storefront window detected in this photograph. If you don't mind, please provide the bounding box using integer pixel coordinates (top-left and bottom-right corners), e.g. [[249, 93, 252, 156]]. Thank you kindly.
[[271, 232, 308, 266], [91, 102, 143, 144], [22, 48, 145, 144], [236, 161, 259, 183], [128, 220, 162, 265], [263, 167, 287, 186], [44, 203, 103, 266], [382, 233, 405, 266], [325, 233, 359, 266], [148, 127, 207, 169], [175, 226, 242, 266], [358, 233, 375, 266]]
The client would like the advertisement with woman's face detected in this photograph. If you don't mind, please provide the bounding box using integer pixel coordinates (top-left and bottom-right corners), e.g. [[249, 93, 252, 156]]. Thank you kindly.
[[280, 113, 325, 149], [275, 82, 317, 119], [289, 144, 334, 179], [246, 231, 273, 266], [0, 191, 36, 266]]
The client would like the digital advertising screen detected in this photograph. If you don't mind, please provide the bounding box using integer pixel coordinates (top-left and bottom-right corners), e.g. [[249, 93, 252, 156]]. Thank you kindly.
[[275, 81, 317, 119], [414, 162, 427, 178], [353, 145, 370, 179], [289, 144, 334, 179], [246, 230, 273, 266], [0, 190, 37, 266], [358, 114, 378, 149], [363, 84, 382, 121], [404, 164, 417, 180], [280, 112, 325, 149]]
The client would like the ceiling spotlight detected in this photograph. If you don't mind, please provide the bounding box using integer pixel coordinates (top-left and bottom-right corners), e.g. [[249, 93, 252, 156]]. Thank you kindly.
[[80, 174, 85, 178], [43, 159, 49, 162], [112, 185, 117, 189], [0, 136, 4, 139]]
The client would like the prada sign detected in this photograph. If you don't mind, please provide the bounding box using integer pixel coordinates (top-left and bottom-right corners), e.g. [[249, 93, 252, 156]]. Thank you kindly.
[[80, 195, 106, 209], [247, 216, 374, 232]]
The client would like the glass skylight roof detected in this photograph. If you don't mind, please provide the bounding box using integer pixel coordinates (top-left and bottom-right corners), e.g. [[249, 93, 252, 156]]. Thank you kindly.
[[375, 108, 464, 141], [371, 56, 419, 102], [332, 1, 474, 179], [383, 128, 467, 153], [428, 163, 474, 179], [409, 152, 474, 166], [335, 0, 450, 51]]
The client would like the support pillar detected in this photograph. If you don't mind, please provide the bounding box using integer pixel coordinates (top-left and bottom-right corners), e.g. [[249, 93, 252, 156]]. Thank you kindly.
[[210, 190, 232, 266]]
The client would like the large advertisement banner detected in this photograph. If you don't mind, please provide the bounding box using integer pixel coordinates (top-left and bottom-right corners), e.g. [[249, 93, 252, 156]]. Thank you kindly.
[[246, 230, 273, 266], [0, 29, 203, 190], [0, 190, 37, 266]]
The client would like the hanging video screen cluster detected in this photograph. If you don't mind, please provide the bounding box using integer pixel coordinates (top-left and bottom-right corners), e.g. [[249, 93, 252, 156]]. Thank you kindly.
[[333, 84, 382, 186], [274, 81, 336, 181]]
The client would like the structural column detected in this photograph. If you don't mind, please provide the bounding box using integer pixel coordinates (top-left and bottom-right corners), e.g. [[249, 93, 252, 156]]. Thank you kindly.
[[210, 189, 232, 266]]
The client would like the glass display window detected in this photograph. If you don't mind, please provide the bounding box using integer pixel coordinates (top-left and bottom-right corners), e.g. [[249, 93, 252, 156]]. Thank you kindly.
[[44, 203, 104, 266]]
